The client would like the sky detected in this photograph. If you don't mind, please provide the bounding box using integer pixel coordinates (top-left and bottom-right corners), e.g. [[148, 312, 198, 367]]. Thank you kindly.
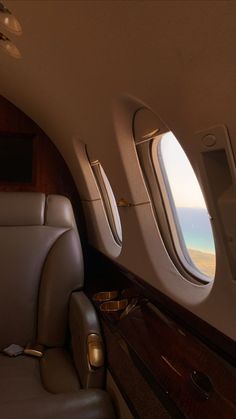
[[160, 132, 206, 209]]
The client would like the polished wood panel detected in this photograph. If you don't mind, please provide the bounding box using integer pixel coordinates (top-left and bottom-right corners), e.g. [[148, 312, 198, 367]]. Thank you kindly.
[[87, 248, 236, 419], [103, 321, 174, 419], [0, 96, 35, 134], [0, 96, 73, 194], [86, 247, 236, 365], [118, 305, 236, 419]]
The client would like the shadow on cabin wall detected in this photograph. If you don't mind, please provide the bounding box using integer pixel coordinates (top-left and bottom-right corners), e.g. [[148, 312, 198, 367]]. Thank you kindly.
[[0, 95, 87, 249]]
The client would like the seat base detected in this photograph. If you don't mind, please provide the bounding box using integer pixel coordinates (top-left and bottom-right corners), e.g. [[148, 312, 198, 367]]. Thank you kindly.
[[0, 353, 115, 419], [1, 391, 114, 419]]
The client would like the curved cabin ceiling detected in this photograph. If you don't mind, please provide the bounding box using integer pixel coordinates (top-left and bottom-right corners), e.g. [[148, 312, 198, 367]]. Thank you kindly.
[[0, 0, 235, 169]]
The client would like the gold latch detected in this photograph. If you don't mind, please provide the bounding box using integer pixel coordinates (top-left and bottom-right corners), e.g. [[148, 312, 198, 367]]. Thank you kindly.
[[87, 334, 104, 369], [117, 198, 132, 207], [24, 343, 44, 358]]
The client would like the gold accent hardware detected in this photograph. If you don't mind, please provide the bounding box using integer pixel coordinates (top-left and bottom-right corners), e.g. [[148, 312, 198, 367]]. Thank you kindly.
[[117, 198, 132, 207], [141, 128, 159, 139], [24, 344, 44, 358], [93, 290, 118, 302], [87, 334, 104, 368], [100, 299, 128, 313], [136, 128, 160, 143], [90, 160, 99, 166]]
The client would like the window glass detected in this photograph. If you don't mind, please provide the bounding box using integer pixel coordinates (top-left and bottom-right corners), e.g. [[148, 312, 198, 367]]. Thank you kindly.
[[158, 132, 216, 279], [92, 162, 122, 245]]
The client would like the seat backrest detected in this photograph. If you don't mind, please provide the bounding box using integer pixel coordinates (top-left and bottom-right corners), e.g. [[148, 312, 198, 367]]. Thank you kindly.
[[0, 192, 83, 349]]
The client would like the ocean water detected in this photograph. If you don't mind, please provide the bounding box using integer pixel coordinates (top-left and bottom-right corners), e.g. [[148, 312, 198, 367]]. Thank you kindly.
[[176, 207, 215, 254]]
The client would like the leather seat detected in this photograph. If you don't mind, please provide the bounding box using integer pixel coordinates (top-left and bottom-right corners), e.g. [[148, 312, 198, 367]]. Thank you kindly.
[[0, 192, 115, 419]]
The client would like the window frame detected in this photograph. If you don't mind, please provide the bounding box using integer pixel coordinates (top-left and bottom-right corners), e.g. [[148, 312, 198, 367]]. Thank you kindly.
[[91, 161, 122, 246], [136, 133, 215, 284]]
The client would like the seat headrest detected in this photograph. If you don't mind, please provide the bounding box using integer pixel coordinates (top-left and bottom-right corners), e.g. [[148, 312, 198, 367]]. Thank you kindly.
[[45, 195, 77, 230], [0, 192, 45, 226], [0, 192, 77, 229]]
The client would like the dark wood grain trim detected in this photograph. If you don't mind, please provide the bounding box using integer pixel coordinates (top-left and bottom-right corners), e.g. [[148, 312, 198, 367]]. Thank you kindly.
[[116, 304, 236, 419], [103, 320, 175, 419], [86, 247, 236, 366], [88, 248, 236, 419]]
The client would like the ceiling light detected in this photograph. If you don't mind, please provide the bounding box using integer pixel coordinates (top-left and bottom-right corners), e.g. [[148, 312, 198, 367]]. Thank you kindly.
[[0, 2, 22, 35], [0, 32, 21, 58]]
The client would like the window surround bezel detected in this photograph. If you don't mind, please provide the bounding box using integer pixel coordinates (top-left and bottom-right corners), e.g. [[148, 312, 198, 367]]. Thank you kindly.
[[91, 160, 122, 246], [136, 133, 215, 284]]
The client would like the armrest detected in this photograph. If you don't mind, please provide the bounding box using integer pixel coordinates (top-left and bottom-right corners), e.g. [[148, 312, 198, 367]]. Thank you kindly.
[[69, 291, 105, 389]]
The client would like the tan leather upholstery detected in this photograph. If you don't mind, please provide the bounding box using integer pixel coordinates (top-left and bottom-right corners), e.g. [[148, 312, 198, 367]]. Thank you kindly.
[[0, 192, 114, 419], [70, 292, 105, 388], [0, 192, 45, 226], [45, 194, 79, 230], [0, 355, 47, 403], [37, 228, 84, 346], [0, 226, 64, 348], [40, 348, 81, 393], [0, 352, 113, 418], [1, 392, 114, 419], [0, 192, 83, 350]]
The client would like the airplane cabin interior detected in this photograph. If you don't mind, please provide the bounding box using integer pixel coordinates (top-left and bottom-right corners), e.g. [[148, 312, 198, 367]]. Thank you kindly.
[[0, 1, 235, 418]]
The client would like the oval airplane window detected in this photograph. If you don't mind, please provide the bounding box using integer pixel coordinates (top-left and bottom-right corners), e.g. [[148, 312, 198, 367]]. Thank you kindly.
[[157, 132, 216, 280], [91, 162, 122, 246]]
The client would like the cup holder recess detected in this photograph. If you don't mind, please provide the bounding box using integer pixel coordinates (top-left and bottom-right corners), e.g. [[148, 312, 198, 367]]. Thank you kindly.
[[92, 289, 140, 317], [92, 291, 119, 302], [100, 299, 128, 313]]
